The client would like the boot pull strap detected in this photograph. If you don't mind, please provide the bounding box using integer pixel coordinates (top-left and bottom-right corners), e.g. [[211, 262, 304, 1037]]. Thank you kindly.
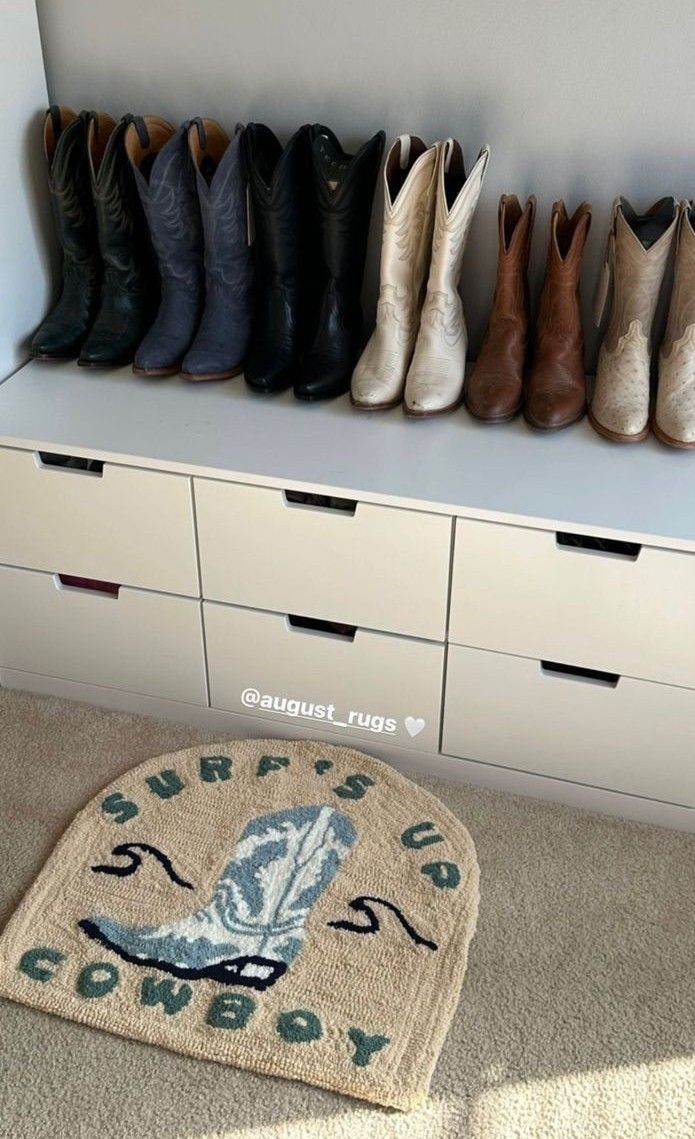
[[675, 200, 689, 255], [191, 117, 207, 150], [48, 105, 63, 142], [131, 116, 151, 150], [594, 198, 620, 326]]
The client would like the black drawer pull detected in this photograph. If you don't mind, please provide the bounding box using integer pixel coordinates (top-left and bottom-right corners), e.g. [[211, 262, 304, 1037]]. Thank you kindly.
[[541, 660, 620, 687], [283, 489, 357, 515], [38, 451, 104, 476], [287, 614, 356, 640], [57, 574, 120, 597], [556, 531, 641, 559]]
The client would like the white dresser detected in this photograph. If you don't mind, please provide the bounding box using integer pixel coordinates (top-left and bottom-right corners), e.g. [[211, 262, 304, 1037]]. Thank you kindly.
[[1, 361, 693, 831]]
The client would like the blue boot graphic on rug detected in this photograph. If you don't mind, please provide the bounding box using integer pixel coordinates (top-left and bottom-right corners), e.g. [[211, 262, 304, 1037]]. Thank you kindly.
[[79, 805, 357, 990]]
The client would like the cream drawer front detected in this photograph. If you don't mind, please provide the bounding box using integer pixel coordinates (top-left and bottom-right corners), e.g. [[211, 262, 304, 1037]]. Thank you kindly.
[[204, 601, 443, 751], [0, 447, 199, 595], [194, 480, 451, 640], [450, 519, 695, 688], [443, 645, 695, 806], [0, 566, 206, 703]]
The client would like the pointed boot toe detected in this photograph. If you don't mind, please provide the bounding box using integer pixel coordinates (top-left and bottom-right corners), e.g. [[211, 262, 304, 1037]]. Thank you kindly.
[[465, 371, 523, 422], [350, 363, 403, 409], [525, 377, 585, 430]]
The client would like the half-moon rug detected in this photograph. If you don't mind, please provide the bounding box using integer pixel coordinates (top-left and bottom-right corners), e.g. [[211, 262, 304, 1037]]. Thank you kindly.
[[0, 739, 479, 1110]]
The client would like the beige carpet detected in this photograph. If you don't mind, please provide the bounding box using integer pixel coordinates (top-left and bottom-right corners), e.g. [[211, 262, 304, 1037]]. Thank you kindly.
[[0, 689, 693, 1139]]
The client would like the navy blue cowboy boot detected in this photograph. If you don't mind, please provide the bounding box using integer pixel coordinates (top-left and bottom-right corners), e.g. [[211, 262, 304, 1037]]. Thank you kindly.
[[31, 106, 101, 360], [181, 118, 252, 381], [125, 116, 205, 377], [79, 113, 159, 366]]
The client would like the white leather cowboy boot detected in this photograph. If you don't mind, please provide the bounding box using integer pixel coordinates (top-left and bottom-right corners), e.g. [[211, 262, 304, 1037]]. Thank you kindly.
[[655, 203, 695, 449], [403, 140, 490, 416], [590, 197, 678, 443], [351, 136, 440, 409]]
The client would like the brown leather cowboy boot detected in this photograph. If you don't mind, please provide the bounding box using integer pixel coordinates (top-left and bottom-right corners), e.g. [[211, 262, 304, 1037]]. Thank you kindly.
[[465, 194, 535, 421], [526, 201, 592, 430]]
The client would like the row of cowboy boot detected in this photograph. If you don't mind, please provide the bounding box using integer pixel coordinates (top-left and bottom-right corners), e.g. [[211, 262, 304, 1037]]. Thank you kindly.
[[244, 124, 384, 400], [125, 115, 251, 379], [466, 196, 592, 429], [589, 197, 685, 444], [351, 136, 490, 414], [31, 106, 156, 365]]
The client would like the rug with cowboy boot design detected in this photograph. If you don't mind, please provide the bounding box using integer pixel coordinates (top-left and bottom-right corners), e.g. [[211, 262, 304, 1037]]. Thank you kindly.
[[0, 739, 479, 1110]]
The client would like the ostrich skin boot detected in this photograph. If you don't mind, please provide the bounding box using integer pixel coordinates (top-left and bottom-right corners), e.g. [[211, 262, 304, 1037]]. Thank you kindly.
[[31, 106, 101, 360], [590, 197, 678, 442], [526, 201, 591, 430], [296, 125, 385, 401], [465, 193, 535, 421], [351, 136, 439, 409], [79, 113, 158, 367], [655, 203, 695, 448], [181, 118, 252, 381], [126, 116, 205, 377], [243, 123, 313, 393], [403, 140, 490, 416]]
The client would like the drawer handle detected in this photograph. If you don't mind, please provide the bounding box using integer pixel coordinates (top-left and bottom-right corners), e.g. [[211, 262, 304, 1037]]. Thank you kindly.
[[37, 451, 104, 476], [287, 614, 357, 641], [56, 574, 120, 597], [556, 531, 641, 560], [283, 489, 357, 515], [541, 660, 620, 687]]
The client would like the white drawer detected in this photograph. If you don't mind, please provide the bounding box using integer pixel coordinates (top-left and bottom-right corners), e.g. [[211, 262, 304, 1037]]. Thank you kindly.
[[0, 565, 206, 703], [204, 601, 444, 751], [443, 644, 695, 806], [450, 518, 695, 688], [0, 447, 199, 595], [194, 479, 451, 640]]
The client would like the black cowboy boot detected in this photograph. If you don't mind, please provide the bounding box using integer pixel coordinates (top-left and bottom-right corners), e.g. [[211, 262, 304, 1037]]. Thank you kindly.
[[243, 123, 314, 393], [125, 116, 205, 377], [79, 113, 159, 366], [181, 118, 252, 381], [294, 125, 385, 400], [31, 107, 101, 360]]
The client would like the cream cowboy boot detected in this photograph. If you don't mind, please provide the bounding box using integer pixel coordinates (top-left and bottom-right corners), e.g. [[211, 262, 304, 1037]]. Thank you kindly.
[[590, 197, 678, 443], [351, 136, 440, 409], [655, 204, 695, 449], [403, 141, 490, 416]]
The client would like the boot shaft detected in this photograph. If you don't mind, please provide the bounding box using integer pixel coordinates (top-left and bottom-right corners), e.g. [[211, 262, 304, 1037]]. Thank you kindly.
[[536, 200, 591, 342], [244, 123, 313, 283], [309, 125, 385, 288], [125, 116, 204, 288], [188, 118, 251, 294], [88, 113, 154, 287], [44, 106, 98, 269], [425, 141, 490, 295], [489, 193, 535, 321], [378, 135, 439, 294], [596, 197, 678, 351], [661, 203, 695, 348]]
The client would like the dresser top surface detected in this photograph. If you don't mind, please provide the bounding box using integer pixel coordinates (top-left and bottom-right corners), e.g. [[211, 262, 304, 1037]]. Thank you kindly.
[[1, 361, 694, 549]]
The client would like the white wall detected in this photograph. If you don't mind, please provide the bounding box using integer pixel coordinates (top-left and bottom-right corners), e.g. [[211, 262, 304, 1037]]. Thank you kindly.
[[0, 0, 51, 379], [34, 0, 695, 364]]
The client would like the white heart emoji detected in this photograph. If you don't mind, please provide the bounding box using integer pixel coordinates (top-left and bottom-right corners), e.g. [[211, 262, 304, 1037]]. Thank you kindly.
[[404, 716, 426, 738]]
